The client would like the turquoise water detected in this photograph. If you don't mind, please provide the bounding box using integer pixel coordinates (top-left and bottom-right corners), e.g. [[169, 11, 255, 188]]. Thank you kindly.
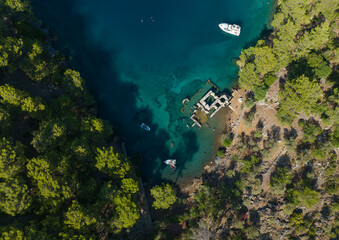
[[31, 0, 274, 183]]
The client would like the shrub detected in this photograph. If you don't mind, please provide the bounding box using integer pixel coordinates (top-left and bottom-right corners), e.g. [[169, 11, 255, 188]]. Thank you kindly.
[[244, 111, 255, 126], [244, 97, 256, 108], [217, 149, 225, 157], [223, 135, 233, 148], [240, 155, 259, 175], [311, 149, 326, 160], [245, 226, 260, 239], [270, 166, 292, 195], [232, 218, 244, 229], [298, 119, 306, 128], [289, 212, 304, 232], [254, 130, 262, 138]]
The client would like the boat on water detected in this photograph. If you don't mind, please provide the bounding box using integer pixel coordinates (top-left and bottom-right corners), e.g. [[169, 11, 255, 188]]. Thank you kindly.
[[140, 123, 151, 131], [218, 23, 241, 36], [170, 164, 176, 170], [164, 159, 176, 170]]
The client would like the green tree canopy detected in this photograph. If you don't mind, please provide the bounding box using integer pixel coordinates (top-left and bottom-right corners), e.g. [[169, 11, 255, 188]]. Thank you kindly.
[[238, 63, 260, 90], [27, 157, 60, 199], [0, 137, 25, 179], [150, 183, 177, 210], [254, 45, 278, 75], [95, 146, 130, 178], [110, 196, 140, 232], [0, 177, 32, 216], [31, 120, 66, 153], [64, 200, 96, 230], [4, 0, 29, 12], [121, 178, 139, 194], [277, 75, 323, 124], [270, 166, 292, 195]]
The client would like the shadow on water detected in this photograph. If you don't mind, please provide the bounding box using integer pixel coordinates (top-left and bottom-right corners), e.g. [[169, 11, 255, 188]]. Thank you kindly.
[[31, 0, 199, 183]]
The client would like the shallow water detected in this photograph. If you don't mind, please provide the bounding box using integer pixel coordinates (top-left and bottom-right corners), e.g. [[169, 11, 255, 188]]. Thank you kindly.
[[31, 0, 274, 183]]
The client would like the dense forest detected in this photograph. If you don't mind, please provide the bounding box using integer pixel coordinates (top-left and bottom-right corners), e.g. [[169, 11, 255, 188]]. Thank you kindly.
[[0, 0, 338, 239], [0, 1, 143, 239]]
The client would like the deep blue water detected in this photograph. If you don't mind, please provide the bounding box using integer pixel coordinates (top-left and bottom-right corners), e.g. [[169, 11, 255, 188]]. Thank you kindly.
[[31, 0, 274, 184]]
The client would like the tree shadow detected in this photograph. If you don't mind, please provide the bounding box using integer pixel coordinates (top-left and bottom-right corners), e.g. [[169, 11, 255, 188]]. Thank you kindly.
[[283, 127, 298, 140], [287, 58, 315, 80]]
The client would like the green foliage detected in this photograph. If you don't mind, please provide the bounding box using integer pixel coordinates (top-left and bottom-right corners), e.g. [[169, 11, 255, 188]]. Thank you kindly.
[[325, 153, 337, 178], [4, 0, 29, 12], [0, 1, 141, 237], [190, 185, 222, 219], [150, 183, 177, 210], [0, 137, 25, 179], [27, 157, 61, 199], [302, 122, 322, 144], [240, 155, 259, 175], [244, 97, 255, 108], [331, 125, 339, 148], [238, 63, 260, 90], [277, 76, 323, 125], [0, 84, 45, 113], [63, 69, 84, 91], [0, 226, 25, 240], [31, 120, 66, 153], [253, 45, 278, 75], [244, 111, 255, 126], [270, 166, 292, 195], [0, 177, 32, 216], [121, 178, 139, 194], [315, 62, 332, 79], [307, 53, 324, 68], [289, 212, 304, 232], [217, 149, 225, 157], [286, 181, 319, 209], [263, 73, 278, 86], [245, 226, 260, 239], [253, 83, 269, 101], [223, 134, 233, 148], [81, 116, 113, 141], [110, 195, 140, 232], [254, 130, 262, 139], [95, 146, 130, 178], [64, 200, 96, 230], [311, 149, 326, 160]]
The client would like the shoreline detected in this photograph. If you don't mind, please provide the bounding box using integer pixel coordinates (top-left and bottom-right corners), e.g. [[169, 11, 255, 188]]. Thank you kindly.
[[179, 88, 246, 194]]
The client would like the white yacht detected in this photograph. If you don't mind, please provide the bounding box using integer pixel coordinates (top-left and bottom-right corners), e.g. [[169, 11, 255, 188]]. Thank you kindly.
[[218, 23, 241, 36]]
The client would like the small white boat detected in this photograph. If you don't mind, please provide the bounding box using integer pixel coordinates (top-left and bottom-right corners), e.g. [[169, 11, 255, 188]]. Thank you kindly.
[[218, 23, 241, 36], [164, 159, 176, 165], [140, 123, 150, 131], [164, 159, 176, 170]]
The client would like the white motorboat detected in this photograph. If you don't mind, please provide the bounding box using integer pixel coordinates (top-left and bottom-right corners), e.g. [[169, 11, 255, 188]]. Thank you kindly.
[[218, 23, 241, 36]]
